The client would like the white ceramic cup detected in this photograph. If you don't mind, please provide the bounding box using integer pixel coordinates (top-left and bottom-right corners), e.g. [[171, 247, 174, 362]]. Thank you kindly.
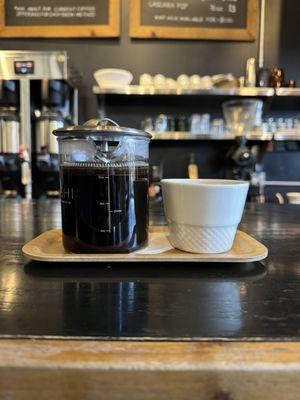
[[153, 74, 166, 89], [286, 192, 300, 205], [177, 74, 190, 89], [161, 179, 249, 254], [139, 73, 153, 87]]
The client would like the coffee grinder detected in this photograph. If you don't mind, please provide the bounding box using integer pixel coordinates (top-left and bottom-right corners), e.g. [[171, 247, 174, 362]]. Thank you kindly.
[[0, 51, 78, 198], [222, 100, 259, 181]]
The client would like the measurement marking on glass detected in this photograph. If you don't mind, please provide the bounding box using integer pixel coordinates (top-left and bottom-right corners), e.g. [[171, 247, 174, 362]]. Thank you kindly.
[[107, 165, 111, 232], [97, 166, 112, 233], [97, 165, 124, 233], [61, 187, 74, 200]]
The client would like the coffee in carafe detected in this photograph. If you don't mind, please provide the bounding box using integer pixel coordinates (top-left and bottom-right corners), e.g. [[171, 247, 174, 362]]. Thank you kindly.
[[61, 162, 148, 253], [53, 119, 151, 253]]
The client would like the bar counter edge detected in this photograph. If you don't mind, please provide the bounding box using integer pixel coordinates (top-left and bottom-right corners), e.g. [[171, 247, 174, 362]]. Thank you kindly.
[[0, 339, 300, 400]]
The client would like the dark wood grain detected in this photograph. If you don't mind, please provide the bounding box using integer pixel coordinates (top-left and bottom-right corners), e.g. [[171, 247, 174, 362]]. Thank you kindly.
[[0, 199, 300, 340]]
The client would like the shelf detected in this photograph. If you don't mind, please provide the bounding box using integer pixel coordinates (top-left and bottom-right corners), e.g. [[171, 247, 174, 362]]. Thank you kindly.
[[150, 131, 273, 141], [247, 132, 274, 141], [150, 131, 300, 141], [93, 85, 275, 97], [274, 131, 300, 141], [276, 88, 300, 96], [151, 132, 234, 140], [94, 86, 300, 98]]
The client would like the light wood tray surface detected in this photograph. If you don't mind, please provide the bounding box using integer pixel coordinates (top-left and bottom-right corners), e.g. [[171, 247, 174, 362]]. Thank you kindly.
[[22, 227, 268, 263]]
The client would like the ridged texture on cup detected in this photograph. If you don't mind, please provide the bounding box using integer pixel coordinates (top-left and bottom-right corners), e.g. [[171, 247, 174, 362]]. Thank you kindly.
[[168, 221, 237, 254]]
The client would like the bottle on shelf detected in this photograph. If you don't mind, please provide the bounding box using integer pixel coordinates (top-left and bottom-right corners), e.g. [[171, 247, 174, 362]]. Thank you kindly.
[[188, 153, 199, 179], [245, 57, 257, 87]]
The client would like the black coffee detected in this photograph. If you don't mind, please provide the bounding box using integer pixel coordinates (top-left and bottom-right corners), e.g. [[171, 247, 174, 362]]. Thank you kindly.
[[60, 163, 149, 253]]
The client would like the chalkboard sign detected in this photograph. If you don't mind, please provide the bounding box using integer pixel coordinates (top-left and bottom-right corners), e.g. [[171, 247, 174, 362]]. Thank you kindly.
[[0, 0, 120, 37], [130, 0, 258, 41]]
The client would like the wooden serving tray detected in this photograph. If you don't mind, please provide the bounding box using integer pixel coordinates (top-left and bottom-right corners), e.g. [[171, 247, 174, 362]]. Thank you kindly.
[[22, 227, 268, 263]]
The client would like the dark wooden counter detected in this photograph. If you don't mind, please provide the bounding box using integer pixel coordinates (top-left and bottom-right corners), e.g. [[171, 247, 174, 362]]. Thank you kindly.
[[0, 199, 300, 399], [0, 199, 299, 340]]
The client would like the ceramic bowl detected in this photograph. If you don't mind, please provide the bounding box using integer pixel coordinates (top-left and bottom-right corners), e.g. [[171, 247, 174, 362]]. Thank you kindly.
[[94, 68, 133, 89]]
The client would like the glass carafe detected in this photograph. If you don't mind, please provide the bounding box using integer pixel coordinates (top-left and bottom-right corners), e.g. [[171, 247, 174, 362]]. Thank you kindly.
[[222, 99, 260, 137], [53, 118, 151, 253]]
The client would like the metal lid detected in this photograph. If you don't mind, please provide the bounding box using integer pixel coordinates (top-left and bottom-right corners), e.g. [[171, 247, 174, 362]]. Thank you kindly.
[[53, 118, 151, 139]]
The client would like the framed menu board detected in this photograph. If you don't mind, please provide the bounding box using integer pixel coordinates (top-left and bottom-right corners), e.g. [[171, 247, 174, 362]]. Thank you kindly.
[[0, 0, 120, 38], [130, 0, 258, 41]]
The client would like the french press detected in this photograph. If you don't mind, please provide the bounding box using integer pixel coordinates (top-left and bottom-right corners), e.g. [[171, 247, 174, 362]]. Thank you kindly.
[[53, 118, 151, 253]]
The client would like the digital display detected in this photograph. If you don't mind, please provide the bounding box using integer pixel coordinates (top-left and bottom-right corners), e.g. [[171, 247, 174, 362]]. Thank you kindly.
[[14, 61, 34, 74]]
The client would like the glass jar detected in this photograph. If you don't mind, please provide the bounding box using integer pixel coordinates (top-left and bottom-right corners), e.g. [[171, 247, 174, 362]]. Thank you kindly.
[[53, 118, 151, 253]]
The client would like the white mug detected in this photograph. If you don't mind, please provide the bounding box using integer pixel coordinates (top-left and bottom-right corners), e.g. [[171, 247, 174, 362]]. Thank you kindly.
[[153, 74, 166, 89], [161, 179, 249, 254], [286, 192, 300, 205]]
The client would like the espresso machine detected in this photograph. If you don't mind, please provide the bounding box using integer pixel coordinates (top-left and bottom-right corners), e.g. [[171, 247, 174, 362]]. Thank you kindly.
[[0, 79, 21, 196], [0, 51, 78, 198]]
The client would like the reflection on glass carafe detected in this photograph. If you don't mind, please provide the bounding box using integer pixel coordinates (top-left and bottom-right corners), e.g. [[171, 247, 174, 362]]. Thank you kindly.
[[53, 118, 151, 253], [35, 111, 64, 155]]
